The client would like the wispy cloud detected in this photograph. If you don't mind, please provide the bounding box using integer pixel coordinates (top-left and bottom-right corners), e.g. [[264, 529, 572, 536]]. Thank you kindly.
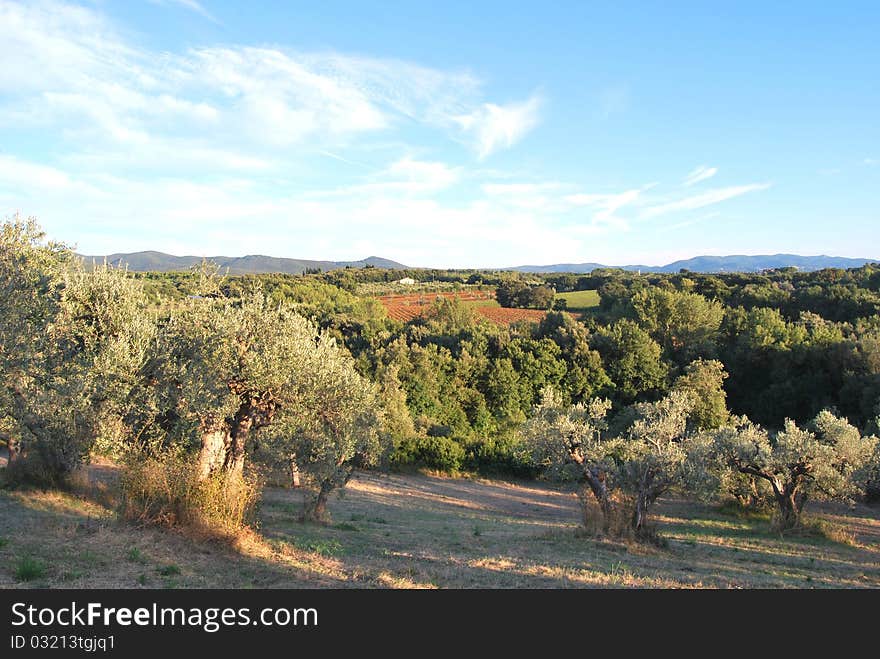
[[682, 165, 718, 187], [149, 0, 218, 23], [0, 0, 529, 173], [304, 158, 461, 201], [565, 189, 644, 230], [642, 183, 771, 218], [658, 212, 721, 233], [454, 95, 542, 159], [0, 0, 790, 268]]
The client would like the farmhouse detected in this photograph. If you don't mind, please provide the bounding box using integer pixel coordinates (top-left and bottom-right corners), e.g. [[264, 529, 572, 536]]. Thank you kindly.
[[397, 277, 416, 285]]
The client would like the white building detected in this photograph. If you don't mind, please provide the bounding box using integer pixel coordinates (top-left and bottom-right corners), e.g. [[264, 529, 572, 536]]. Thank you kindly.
[[398, 277, 416, 285]]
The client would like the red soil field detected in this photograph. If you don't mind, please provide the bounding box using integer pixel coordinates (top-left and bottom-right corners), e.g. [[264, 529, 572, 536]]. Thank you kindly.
[[474, 306, 555, 326], [376, 289, 575, 326], [378, 290, 493, 323]]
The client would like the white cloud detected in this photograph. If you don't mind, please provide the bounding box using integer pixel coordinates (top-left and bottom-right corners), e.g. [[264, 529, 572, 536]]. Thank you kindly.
[[0, 0, 524, 176], [682, 165, 718, 187], [386, 157, 460, 190], [565, 188, 646, 230], [318, 157, 461, 197], [865, 158, 878, 166], [454, 96, 541, 159], [642, 183, 771, 218], [149, 0, 218, 23], [0, 152, 602, 267], [481, 182, 571, 212], [0, 1, 788, 268]]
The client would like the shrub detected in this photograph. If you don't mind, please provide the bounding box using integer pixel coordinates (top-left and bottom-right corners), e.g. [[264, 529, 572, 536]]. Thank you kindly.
[[15, 556, 47, 582], [392, 435, 466, 472], [464, 435, 535, 478], [120, 453, 261, 541], [2, 451, 66, 489]]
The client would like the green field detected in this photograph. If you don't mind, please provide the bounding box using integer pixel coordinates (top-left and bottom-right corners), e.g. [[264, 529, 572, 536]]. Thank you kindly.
[[554, 289, 600, 311]]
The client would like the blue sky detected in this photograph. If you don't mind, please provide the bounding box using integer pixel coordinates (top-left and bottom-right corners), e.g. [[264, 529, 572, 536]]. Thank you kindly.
[[1, 0, 878, 267]]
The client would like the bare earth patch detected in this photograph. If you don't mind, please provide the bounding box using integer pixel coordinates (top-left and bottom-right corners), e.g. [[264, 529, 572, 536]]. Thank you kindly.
[[1, 468, 878, 589]]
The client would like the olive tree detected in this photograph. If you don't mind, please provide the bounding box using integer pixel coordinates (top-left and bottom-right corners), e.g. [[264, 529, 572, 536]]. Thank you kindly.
[[696, 411, 877, 529], [0, 215, 70, 469], [520, 388, 620, 530], [52, 260, 156, 457], [616, 390, 693, 534], [0, 216, 147, 483], [141, 287, 388, 519], [262, 346, 387, 521]]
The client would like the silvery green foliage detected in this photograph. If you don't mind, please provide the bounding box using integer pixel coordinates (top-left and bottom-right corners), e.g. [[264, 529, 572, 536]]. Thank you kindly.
[[0, 217, 68, 426], [683, 417, 773, 506], [808, 410, 877, 499], [140, 284, 388, 512], [1, 217, 82, 477], [0, 216, 148, 478], [52, 260, 156, 456], [271, 339, 386, 517], [865, 440, 880, 500], [520, 387, 618, 483], [615, 390, 694, 529], [694, 410, 877, 527]]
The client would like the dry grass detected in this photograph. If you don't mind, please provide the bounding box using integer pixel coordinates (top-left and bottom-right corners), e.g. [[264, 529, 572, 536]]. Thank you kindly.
[[119, 454, 261, 542], [1, 465, 879, 589]]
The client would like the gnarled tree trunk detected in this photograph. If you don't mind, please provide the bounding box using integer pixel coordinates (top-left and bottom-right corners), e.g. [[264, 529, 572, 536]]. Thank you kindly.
[[195, 393, 276, 481], [304, 481, 334, 522], [583, 467, 613, 531], [632, 489, 649, 533], [735, 464, 809, 531], [196, 426, 231, 480]]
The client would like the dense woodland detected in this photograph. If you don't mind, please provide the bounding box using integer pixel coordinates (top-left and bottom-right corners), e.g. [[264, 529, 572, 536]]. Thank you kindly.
[[3, 215, 880, 538]]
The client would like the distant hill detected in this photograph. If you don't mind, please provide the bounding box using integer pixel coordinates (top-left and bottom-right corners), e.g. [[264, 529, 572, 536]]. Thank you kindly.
[[79, 251, 408, 275], [79, 250, 878, 275], [508, 254, 878, 274]]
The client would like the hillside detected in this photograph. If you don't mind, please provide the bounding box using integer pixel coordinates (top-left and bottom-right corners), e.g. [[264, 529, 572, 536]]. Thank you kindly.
[[79, 251, 408, 275], [3, 465, 878, 589]]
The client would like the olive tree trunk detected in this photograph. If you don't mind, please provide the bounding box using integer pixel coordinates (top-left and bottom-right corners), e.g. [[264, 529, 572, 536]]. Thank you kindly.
[[736, 466, 808, 531], [195, 400, 269, 480], [582, 467, 613, 531], [289, 454, 301, 488], [3, 432, 20, 463], [303, 481, 334, 522]]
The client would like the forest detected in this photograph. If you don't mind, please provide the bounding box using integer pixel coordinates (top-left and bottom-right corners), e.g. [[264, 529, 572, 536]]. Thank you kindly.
[[2, 215, 880, 551]]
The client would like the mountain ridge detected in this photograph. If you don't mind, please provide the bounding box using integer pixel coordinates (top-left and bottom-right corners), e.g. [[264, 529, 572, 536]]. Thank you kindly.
[[506, 253, 878, 274], [79, 251, 879, 275], [79, 252, 408, 275]]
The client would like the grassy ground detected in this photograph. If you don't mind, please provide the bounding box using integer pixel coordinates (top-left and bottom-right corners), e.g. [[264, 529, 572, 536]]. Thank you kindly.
[[554, 289, 600, 312], [461, 298, 500, 309], [1, 468, 878, 589]]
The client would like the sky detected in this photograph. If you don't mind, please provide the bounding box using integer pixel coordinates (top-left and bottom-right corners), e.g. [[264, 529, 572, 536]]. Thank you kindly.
[[0, 0, 878, 268]]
